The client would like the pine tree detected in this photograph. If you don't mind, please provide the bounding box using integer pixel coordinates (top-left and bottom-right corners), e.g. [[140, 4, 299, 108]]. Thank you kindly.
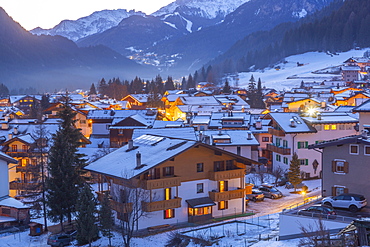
[[46, 95, 87, 229], [89, 83, 97, 95], [181, 77, 187, 90], [287, 153, 303, 192], [164, 76, 175, 91], [99, 191, 114, 247], [187, 74, 194, 89], [76, 184, 99, 247], [0, 83, 9, 97], [223, 80, 231, 94]]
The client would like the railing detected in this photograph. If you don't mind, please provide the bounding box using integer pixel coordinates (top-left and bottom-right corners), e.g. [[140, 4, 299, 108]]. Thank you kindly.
[[209, 189, 245, 202], [268, 128, 285, 137], [6, 152, 29, 158], [110, 200, 133, 214], [16, 165, 40, 173], [96, 190, 110, 202], [9, 181, 42, 190], [140, 176, 181, 190], [266, 144, 291, 155], [142, 197, 182, 212], [209, 169, 245, 181]]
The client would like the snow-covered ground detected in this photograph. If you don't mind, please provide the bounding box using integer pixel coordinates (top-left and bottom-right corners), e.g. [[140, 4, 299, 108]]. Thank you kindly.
[[233, 48, 369, 91], [0, 178, 321, 246]]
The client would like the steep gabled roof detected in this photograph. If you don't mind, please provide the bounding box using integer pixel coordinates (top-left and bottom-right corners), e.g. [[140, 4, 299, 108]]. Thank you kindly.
[[268, 112, 316, 134]]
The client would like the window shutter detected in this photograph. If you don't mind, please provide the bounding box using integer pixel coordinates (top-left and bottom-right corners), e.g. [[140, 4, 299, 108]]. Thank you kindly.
[[305, 159, 308, 166], [332, 161, 336, 172], [225, 181, 229, 191], [171, 166, 174, 176], [332, 187, 336, 196], [344, 188, 349, 194], [305, 142, 308, 148], [344, 162, 349, 173], [298, 142, 301, 149]]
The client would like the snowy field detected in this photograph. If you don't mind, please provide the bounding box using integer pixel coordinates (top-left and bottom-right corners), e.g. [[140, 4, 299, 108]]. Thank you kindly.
[[0, 178, 321, 246], [233, 48, 369, 90]]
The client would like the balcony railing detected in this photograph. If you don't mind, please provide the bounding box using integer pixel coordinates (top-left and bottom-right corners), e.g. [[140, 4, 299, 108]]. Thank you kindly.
[[266, 144, 291, 155], [139, 176, 181, 190], [209, 189, 245, 202], [209, 169, 245, 181], [142, 197, 182, 212], [268, 128, 285, 136], [9, 181, 42, 190], [6, 152, 30, 158], [110, 200, 133, 214], [16, 165, 40, 173]]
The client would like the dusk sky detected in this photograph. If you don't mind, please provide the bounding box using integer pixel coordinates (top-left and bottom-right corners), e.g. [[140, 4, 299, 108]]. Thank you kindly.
[[0, 0, 174, 30]]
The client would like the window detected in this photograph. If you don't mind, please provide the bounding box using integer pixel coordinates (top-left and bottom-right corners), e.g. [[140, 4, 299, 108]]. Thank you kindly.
[[218, 200, 228, 210], [188, 206, 212, 216], [276, 154, 281, 162], [196, 183, 204, 193], [324, 125, 330, 130], [163, 166, 174, 176], [332, 160, 348, 173], [333, 186, 346, 196], [350, 145, 359, 155], [331, 124, 337, 130], [1, 208, 10, 215], [22, 145, 28, 152], [275, 138, 281, 146], [11, 145, 17, 152], [165, 188, 171, 200], [299, 159, 308, 166], [118, 129, 124, 135], [283, 140, 288, 148], [80, 120, 86, 124], [262, 137, 270, 142], [297, 141, 308, 149], [214, 161, 225, 171], [283, 157, 288, 164], [237, 146, 241, 155], [164, 209, 175, 219], [316, 125, 322, 131], [225, 160, 234, 170], [339, 124, 345, 130], [219, 181, 228, 192], [196, 163, 204, 172], [365, 146, 370, 155], [21, 159, 28, 166]]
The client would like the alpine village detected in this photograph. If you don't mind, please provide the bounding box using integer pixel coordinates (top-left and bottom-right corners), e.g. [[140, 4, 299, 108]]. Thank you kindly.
[[2, 0, 370, 246]]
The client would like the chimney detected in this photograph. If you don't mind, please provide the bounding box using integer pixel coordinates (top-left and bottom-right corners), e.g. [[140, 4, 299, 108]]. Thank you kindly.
[[317, 113, 322, 120], [42, 115, 46, 121], [8, 133, 12, 140], [242, 106, 245, 113], [362, 130, 368, 139], [199, 131, 203, 142], [13, 126, 18, 135], [290, 119, 296, 127], [247, 131, 253, 140], [4, 115, 9, 122], [136, 151, 141, 168], [218, 126, 222, 135], [204, 135, 210, 145], [128, 139, 133, 150], [255, 118, 262, 130], [321, 101, 326, 108]]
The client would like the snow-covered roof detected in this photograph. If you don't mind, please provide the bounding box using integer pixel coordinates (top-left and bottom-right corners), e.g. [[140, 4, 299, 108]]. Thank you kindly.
[[341, 66, 360, 71], [192, 115, 211, 125], [176, 105, 224, 115], [353, 99, 370, 112], [302, 113, 358, 124], [200, 130, 259, 146], [179, 96, 221, 105], [132, 128, 197, 141], [87, 110, 157, 124], [0, 196, 30, 209], [84, 134, 197, 179], [151, 120, 184, 128], [268, 113, 316, 133]]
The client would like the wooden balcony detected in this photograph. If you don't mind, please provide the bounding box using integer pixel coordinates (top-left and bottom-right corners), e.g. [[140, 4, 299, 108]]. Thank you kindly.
[[266, 144, 291, 155], [110, 200, 133, 214], [209, 169, 245, 181], [16, 165, 40, 173], [140, 176, 181, 190], [268, 128, 285, 137], [142, 197, 182, 212], [9, 181, 41, 190], [209, 189, 245, 202], [96, 190, 110, 202]]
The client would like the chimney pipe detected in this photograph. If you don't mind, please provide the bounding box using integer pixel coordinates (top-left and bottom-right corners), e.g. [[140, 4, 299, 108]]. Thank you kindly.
[[290, 119, 296, 127], [4, 115, 9, 122], [8, 133, 12, 140], [128, 139, 133, 150], [218, 126, 222, 135], [317, 113, 322, 120], [247, 131, 253, 140], [255, 118, 262, 130], [199, 131, 203, 142], [13, 126, 18, 135], [136, 151, 141, 168]]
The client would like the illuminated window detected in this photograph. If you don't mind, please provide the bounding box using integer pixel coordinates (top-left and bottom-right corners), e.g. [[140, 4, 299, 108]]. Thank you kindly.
[[218, 200, 228, 210], [22, 159, 28, 166], [331, 124, 337, 130], [219, 181, 228, 192], [22, 145, 27, 152], [164, 188, 171, 200], [11, 145, 17, 152], [324, 125, 330, 130], [188, 206, 212, 216], [164, 209, 175, 219]]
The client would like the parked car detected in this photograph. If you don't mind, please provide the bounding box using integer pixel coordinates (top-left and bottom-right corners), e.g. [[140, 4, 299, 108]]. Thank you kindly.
[[298, 204, 336, 219], [258, 185, 283, 199], [246, 189, 265, 202], [47, 232, 74, 246], [322, 193, 367, 212]]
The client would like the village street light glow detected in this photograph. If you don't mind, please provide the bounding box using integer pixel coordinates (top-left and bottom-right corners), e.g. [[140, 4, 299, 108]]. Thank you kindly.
[[306, 107, 317, 117]]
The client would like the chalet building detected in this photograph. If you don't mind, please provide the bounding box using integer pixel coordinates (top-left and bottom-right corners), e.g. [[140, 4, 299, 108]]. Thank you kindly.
[[85, 134, 259, 229], [334, 91, 370, 106], [121, 94, 152, 109], [352, 99, 370, 132], [341, 66, 360, 82], [0, 151, 30, 228], [309, 133, 370, 199], [266, 112, 358, 179], [10, 95, 42, 115], [344, 57, 370, 72]]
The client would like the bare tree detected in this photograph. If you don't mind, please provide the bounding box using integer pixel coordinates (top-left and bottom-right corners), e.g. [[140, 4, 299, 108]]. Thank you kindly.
[[255, 165, 266, 184], [299, 217, 330, 247], [270, 166, 285, 187], [111, 174, 151, 247]]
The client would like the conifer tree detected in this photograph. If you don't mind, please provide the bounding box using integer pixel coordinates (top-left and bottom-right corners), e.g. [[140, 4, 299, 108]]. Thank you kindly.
[[287, 153, 303, 192], [46, 95, 87, 229], [99, 191, 114, 247], [76, 184, 99, 247], [164, 76, 175, 91], [181, 77, 187, 90], [223, 80, 231, 94], [89, 83, 97, 95], [187, 74, 194, 89]]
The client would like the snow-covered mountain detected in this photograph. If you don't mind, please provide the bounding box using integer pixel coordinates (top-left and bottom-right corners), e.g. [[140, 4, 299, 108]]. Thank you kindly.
[[153, 0, 250, 33], [30, 9, 145, 41]]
